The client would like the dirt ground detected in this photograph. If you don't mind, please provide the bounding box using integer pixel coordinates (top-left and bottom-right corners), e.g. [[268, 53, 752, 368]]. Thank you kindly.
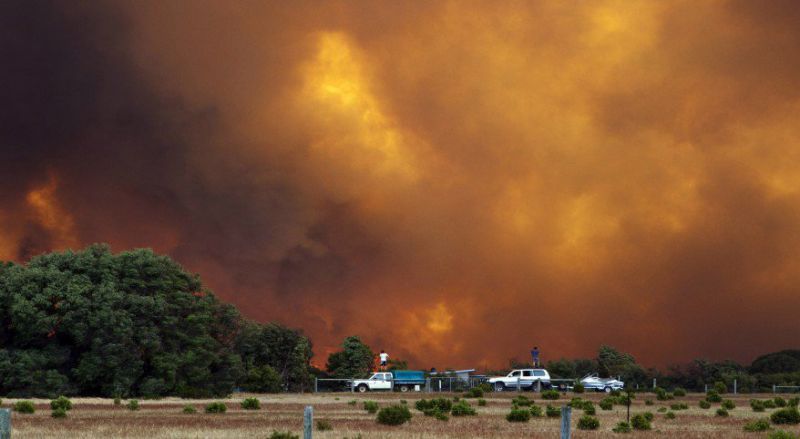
[[4, 392, 800, 438]]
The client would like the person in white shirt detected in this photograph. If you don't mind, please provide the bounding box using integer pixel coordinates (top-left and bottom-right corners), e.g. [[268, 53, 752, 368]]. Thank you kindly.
[[379, 350, 389, 370]]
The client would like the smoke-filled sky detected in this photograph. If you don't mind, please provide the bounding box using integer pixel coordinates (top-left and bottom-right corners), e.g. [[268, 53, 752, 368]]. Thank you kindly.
[[2, 0, 800, 369]]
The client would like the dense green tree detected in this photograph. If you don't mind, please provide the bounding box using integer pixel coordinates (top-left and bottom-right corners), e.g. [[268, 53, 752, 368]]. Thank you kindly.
[[235, 321, 314, 392], [326, 336, 375, 378]]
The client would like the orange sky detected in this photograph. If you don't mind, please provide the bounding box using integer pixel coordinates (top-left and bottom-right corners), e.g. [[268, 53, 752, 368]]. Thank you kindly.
[[2, 0, 800, 369]]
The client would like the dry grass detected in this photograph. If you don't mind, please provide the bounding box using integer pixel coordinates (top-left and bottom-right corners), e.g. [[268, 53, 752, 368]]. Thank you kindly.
[[3, 392, 799, 438]]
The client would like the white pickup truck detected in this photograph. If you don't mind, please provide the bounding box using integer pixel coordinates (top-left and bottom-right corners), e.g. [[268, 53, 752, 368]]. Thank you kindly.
[[349, 370, 426, 393], [488, 369, 552, 391], [580, 373, 624, 393]]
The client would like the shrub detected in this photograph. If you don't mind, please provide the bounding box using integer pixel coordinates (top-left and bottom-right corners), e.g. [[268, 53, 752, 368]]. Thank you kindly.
[[789, 398, 799, 408], [363, 400, 379, 414], [478, 399, 487, 406], [205, 402, 227, 414], [127, 400, 140, 411], [376, 404, 412, 426], [706, 390, 722, 403], [530, 405, 542, 417], [577, 415, 600, 430], [771, 408, 800, 425], [610, 389, 622, 397], [541, 389, 560, 400], [451, 400, 476, 416], [573, 383, 585, 393], [670, 403, 688, 410], [599, 398, 614, 410], [714, 381, 727, 394], [465, 387, 484, 398], [546, 405, 560, 417], [568, 397, 588, 409], [241, 398, 260, 410], [584, 403, 596, 415], [478, 382, 494, 393], [716, 408, 729, 417], [269, 431, 299, 439], [113, 395, 121, 406], [316, 420, 332, 431], [752, 399, 766, 412], [415, 398, 451, 413], [631, 414, 651, 430], [613, 421, 632, 433], [768, 431, 800, 439], [743, 418, 771, 432], [506, 408, 531, 422], [699, 400, 711, 409], [14, 400, 35, 414], [513, 395, 533, 406], [183, 405, 197, 414], [665, 411, 676, 419], [643, 411, 654, 422], [51, 408, 67, 418], [657, 407, 667, 413], [655, 387, 672, 401], [644, 399, 654, 406], [722, 399, 736, 410], [775, 397, 788, 408], [765, 399, 778, 409], [50, 396, 73, 411], [348, 400, 357, 406], [433, 410, 449, 421], [673, 388, 687, 397]]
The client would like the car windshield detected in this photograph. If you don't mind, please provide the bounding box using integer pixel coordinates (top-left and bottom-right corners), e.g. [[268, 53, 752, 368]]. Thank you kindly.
[[370, 374, 381, 380], [534, 370, 546, 376]]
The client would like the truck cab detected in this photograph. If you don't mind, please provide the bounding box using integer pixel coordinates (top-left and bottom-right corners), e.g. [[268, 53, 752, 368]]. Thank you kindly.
[[488, 368, 551, 391]]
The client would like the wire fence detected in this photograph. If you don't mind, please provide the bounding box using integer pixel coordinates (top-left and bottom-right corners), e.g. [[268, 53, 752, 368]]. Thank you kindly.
[[313, 376, 580, 393]]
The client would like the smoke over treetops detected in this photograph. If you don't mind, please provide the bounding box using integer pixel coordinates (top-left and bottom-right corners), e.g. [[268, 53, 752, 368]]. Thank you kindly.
[[2, 0, 800, 369]]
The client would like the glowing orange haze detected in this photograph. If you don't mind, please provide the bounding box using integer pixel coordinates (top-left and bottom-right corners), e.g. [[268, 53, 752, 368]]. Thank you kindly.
[[2, 0, 800, 370]]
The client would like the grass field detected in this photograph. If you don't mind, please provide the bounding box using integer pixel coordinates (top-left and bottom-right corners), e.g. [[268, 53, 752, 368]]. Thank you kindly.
[[4, 392, 800, 438]]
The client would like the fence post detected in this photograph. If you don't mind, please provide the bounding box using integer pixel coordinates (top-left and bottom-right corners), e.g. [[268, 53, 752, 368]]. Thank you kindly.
[[536, 379, 542, 393], [425, 378, 431, 393], [704, 384, 708, 393], [0, 408, 10, 439], [734, 379, 737, 394], [652, 378, 656, 389], [773, 384, 777, 394], [304, 406, 313, 439], [517, 376, 521, 392], [560, 406, 571, 439], [314, 378, 318, 393]]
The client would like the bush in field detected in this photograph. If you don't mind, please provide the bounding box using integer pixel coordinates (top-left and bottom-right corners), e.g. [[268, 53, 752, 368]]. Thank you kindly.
[[789, 398, 799, 408], [113, 395, 121, 406], [316, 420, 333, 431], [670, 403, 688, 410], [530, 405, 542, 417], [363, 400, 379, 414], [765, 399, 778, 409], [451, 400, 476, 416], [416, 398, 451, 413], [205, 402, 227, 414], [655, 387, 673, 401], [542, 389, 560, 400], [14, 400, 35, 414], [568, 397, 588, 409], [347, 399, 357, 406], [506, 408, 531, 422], [465, 387, 484, 398], [127, 399, 140, 411], [376, 404, 412, 426], [513, 395, 533, 406], [771, 408, 800, 425], [775, 397, 788, 408], [183, 405, 197, 414], [241, 398, 260, 410], [51, 407, 67, 418], [644, 399, 654, 406], [478, 399, 487, 406], [599, 398, 614, 410], [752, 400, 766, 412], [269, 431, 299, 439], [743, 418, 771, 432], [546, 405, 560, 417], [50, 396, 72, 411], [613, 421, 632, 433], [584, 403, 596, 415], [717, 408, 729, 417], [768, 431, 800, 439], [643, 411, 654, 422], [577, 415, 600, 430], [722, 399, 736, 410], [706, 390, 722, 403], [714, 381, 727, 394], [657, 407, 667, 413], [665, 411, 676, 419], [631, 414, 651, 430], [573, 383, 585, 393], [673, 388, 687, 397], [699, 400, 711, 409], [478, 382, 493, 393]]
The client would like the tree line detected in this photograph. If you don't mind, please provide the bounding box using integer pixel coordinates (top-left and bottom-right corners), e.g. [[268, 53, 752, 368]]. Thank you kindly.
[[1, 245, 798, 397]]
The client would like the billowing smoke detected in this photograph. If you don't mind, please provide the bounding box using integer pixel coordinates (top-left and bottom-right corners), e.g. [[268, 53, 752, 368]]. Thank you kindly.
[[2, 0, 800, 369]]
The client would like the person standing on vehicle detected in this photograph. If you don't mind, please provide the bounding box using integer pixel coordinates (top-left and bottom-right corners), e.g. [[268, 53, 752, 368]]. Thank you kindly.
[[379, 350, 389, 371], [531, 346, 540, 368]]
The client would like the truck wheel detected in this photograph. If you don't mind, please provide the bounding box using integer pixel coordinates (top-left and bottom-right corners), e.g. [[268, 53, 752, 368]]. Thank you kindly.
[[495, 382, 505, 392], [604, 386, 612, 393], [358, 384, 369, 393], [399, 385, 409, 392]]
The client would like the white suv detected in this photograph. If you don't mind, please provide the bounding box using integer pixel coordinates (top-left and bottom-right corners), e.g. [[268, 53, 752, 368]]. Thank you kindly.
[[488, 369, 552, 391]]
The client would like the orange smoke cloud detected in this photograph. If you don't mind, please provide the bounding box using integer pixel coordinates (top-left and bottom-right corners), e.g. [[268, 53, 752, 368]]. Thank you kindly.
[[3, 0, 800, 369]]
